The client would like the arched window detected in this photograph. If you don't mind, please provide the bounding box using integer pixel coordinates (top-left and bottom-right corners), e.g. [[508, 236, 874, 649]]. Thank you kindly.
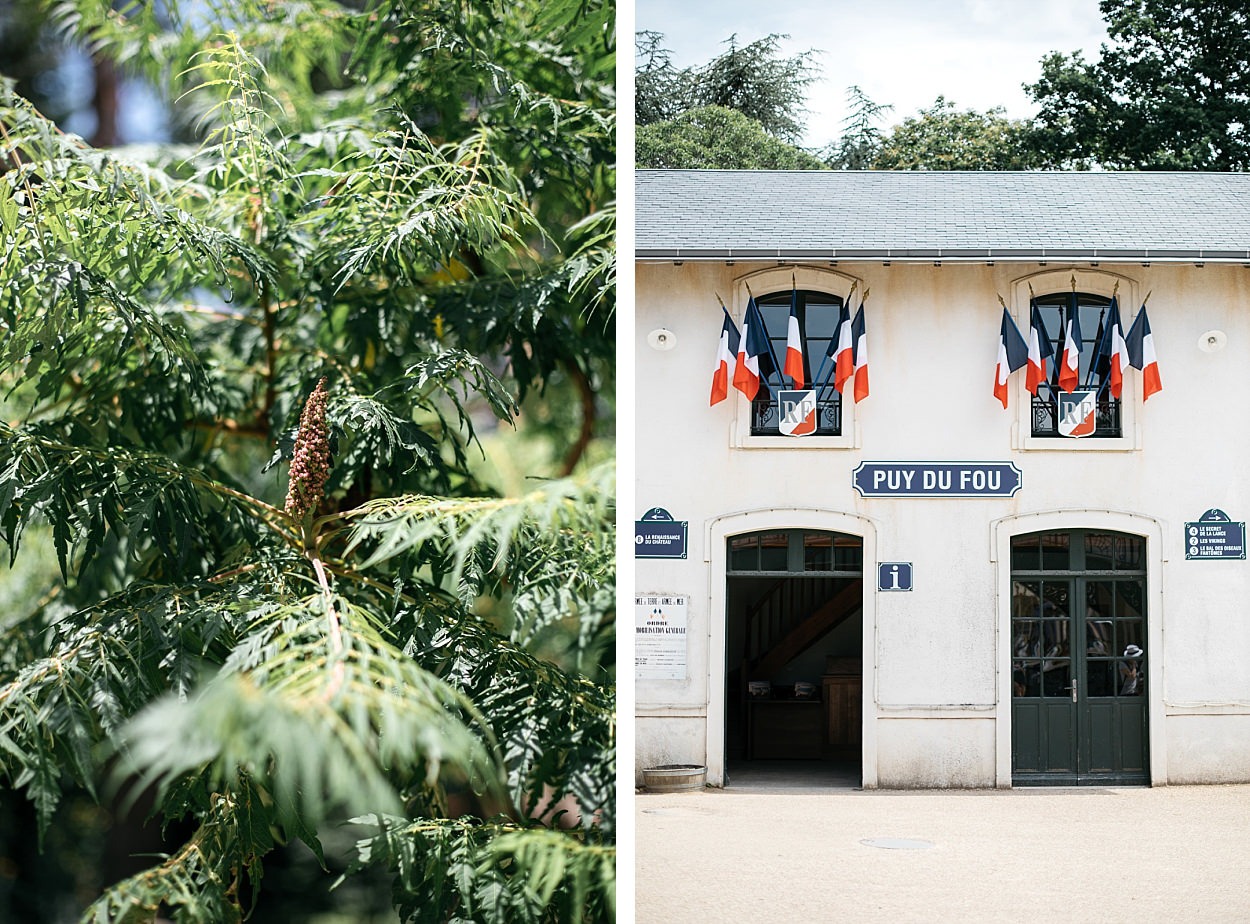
[[749, 289, 843, 436], [1031, 291, 1122, 438]]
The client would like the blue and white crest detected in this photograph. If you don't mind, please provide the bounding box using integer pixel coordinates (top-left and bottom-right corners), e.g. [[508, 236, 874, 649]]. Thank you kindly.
[[778, 389, 817, 437], [1057, 388, 1097, 438]]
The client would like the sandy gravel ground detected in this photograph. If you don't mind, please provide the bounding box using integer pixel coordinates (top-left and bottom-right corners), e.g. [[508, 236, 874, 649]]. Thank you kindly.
[[636, 784, 1250, 923]]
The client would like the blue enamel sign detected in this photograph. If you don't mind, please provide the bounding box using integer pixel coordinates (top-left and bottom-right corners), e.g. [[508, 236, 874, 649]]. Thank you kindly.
[[878, 562, 913, 592], [1185, 509, 1246, 560], [635, 507, 689, 559], [853, 462, 1022, 498]]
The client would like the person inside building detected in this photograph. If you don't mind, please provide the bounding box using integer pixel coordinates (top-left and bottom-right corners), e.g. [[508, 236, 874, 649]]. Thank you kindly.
[[1120, 645, 1144, 696]]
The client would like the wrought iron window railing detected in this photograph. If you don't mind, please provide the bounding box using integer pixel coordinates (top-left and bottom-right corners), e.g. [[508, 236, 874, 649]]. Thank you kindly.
[[751, 390, 842, 436], [1030, 384, 1122, 439]]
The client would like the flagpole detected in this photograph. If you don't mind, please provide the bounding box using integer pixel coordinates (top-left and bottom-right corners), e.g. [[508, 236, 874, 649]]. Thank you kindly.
[[997, 294, 1026, 338]]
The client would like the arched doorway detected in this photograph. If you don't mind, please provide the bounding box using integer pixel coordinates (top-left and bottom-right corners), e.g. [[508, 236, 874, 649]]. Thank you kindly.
[[724, 529, 863, 786], [1010, 528, 1150, 785]]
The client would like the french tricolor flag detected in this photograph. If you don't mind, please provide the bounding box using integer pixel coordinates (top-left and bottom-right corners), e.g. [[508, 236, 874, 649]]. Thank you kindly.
[[994, 307, 1028, 408], [1126, 305, 1162, 401], [710, 305, 740, 406], [1025, 301, 1053, 395], [733, 296, 773, 401], [831, 303, 854, 394], [851, 302, 869, 403], [1057, 305, 1083, 393], [1097, 297, 1130, 399], [783, 288, 805, 388]]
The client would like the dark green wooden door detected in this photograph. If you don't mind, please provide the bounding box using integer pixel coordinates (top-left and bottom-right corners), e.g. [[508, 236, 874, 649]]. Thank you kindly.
[[1011, 531, 1149, 785]]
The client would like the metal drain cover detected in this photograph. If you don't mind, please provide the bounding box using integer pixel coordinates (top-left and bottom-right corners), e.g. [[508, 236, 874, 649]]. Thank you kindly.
[[860, 837, 935, 850]]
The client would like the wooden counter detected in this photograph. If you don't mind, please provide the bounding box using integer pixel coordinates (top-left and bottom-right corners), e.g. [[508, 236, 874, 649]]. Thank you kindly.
[[748, 700, 823, 759]]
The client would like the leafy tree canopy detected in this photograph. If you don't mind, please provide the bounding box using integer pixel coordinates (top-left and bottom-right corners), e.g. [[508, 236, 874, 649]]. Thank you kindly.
[[636, 30, 819, 142], [1027, 0, 1250, 169], [822, 85, 893, 170], [0, 0, 615, 921], [874, 97, 1044, 170], [635, 30, 693, 125], [636, 105, 827, 169]]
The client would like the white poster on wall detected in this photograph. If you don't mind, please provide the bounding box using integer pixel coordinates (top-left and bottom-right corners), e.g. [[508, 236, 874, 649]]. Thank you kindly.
[[635, 593, 688, 680]]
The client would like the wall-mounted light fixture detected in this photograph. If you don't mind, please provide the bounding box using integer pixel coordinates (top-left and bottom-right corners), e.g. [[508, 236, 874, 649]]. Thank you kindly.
[[648, 328, 677, 351], [1198, 330, 1227, 353]]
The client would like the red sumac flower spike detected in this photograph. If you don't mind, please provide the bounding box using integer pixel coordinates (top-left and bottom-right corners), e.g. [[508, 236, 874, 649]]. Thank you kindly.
[[284, 377, 331, 519]]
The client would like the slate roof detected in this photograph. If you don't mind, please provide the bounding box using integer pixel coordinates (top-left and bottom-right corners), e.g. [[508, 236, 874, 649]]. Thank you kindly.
[[635, 170, 1250, 262]]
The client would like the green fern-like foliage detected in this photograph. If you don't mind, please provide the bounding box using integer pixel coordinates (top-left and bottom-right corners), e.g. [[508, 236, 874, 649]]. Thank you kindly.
[[0, 1, 615, 920]]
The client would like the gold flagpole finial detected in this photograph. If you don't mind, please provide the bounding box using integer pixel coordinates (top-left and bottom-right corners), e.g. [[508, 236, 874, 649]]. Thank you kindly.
[[1112, 279, 1120, 299], [745, 281, 754, 299], [997, 293, 1007, 309], [1143, 289, 1152, 306], [714, 291, 726, 308], [1070, 274, 1077, 291], [861, 287, 870, 302], [792, 271, 796, 288], [847, 280, 857, 301], [1028, 281, 1035, 299]]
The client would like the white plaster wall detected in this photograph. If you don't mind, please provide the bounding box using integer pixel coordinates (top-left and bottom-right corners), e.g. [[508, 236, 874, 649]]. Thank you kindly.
[[635, 716, 707, 778], [1165, 714, 1250, 783], [875, 718, 997, 788], [636, 259, 1250, 786]]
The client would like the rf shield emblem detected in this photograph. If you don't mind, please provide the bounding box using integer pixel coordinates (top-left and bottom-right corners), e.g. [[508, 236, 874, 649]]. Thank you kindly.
[[778, 389, 817, 437], [1057, 388, 1097, 438]]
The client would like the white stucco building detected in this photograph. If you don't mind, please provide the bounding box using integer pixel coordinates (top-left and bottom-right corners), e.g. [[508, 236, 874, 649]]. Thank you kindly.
[[635, 170, 1250, 788]]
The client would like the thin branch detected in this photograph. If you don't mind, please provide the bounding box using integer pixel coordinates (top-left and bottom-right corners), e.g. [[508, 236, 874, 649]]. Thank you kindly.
[[559, 362, 596, 476]]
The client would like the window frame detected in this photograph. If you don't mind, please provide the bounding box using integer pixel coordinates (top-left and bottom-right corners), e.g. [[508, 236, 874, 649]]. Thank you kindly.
[[1028, 291, 1123, 440], [727, 528, 864, 576], [730, 267, 861, 451], [1010, 270, 1140, 453], [748, 288, 845, 438]]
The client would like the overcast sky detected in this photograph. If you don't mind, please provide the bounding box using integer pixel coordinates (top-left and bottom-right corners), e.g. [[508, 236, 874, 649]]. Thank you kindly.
[[634, 0, 1112, 149]]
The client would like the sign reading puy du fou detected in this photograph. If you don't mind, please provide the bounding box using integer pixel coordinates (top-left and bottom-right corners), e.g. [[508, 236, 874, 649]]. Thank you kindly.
[[853, 462, 1022, 498]]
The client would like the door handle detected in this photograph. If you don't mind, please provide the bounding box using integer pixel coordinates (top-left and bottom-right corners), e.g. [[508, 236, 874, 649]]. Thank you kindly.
[[1071, 678, 1078, 703]]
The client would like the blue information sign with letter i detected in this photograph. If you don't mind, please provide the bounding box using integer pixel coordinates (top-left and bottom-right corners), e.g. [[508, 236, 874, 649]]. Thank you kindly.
[[878, 562, 913, 592]]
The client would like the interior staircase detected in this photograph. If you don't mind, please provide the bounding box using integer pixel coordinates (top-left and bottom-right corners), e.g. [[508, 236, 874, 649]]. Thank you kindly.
[[745, 578, 862, 680]]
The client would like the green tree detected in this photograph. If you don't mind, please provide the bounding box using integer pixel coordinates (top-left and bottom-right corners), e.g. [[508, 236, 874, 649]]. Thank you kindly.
[[823, 85, 892, 169], [1027, 0, 1250, 169], [874, 97, 1044, 170], [0, 1, 615, 921], [636, 105, 827, 169], [691, 34, 819, 143], [635, 30, 694, 126], [635, 30, 819, 143]]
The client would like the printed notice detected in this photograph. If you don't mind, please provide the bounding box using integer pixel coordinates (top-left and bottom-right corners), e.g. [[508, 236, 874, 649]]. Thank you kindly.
[[635, 594, 688, 680]]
